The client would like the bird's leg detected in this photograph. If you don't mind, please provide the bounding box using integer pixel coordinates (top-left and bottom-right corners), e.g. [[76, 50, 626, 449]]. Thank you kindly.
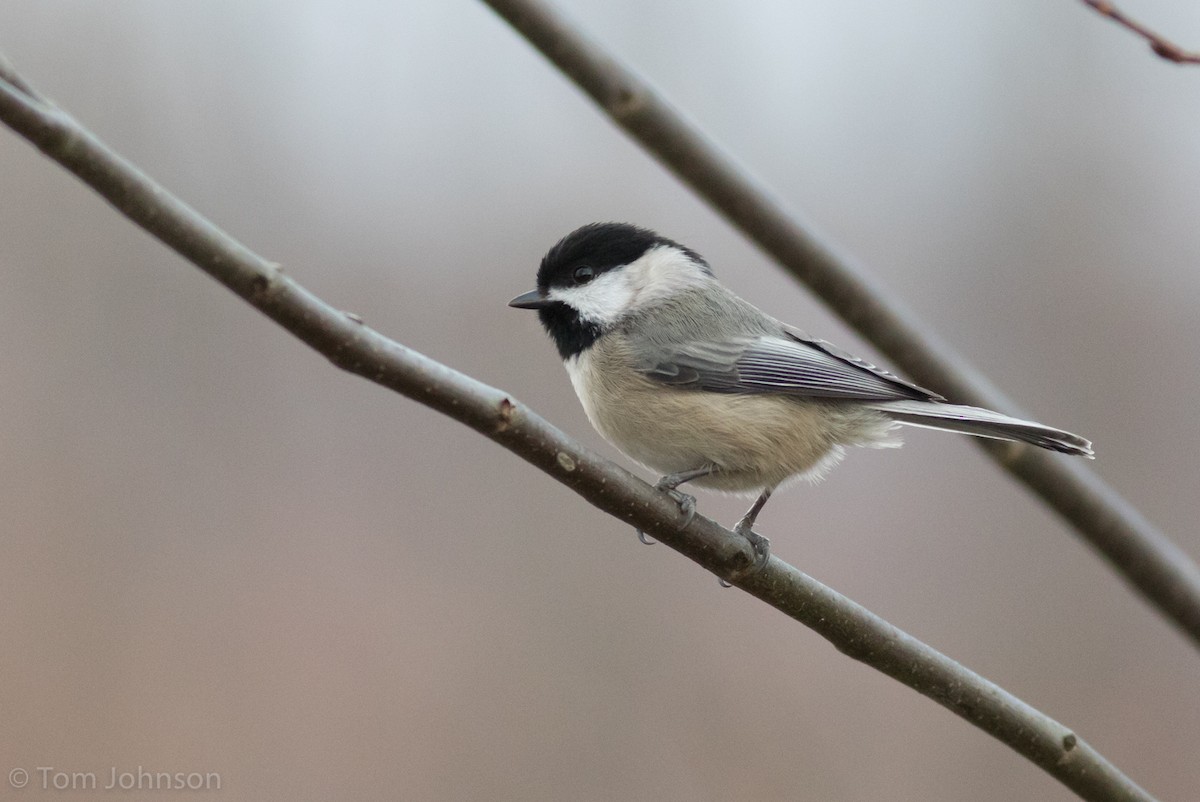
[[654, 466, 717, 523], [721, 488, 773, 584], [636, 465, 718, 545]]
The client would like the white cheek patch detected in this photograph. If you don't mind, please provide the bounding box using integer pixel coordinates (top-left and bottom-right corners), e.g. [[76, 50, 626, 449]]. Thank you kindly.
[[547, 270, 634, 326], [546, 245, 712, 326], [628, 245, 711, 306]]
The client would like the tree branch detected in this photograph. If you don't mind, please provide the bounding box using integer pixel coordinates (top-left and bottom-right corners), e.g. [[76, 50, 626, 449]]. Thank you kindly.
[[1082, 0, 1200, 64], [0, 59, 1160, 802], [478, 0, 1200, 650]]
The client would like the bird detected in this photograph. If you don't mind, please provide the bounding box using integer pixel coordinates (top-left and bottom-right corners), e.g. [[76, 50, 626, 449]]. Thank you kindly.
[[509, 222, 1093, 578]]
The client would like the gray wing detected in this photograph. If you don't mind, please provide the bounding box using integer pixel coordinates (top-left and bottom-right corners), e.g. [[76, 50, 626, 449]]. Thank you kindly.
[[637, 328, 944, 402]]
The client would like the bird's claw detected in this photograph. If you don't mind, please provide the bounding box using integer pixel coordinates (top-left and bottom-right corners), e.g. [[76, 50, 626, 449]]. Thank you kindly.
[[634, 482, 699, 545], [720, 523, 771, 586], [660, 487, 697, 527]]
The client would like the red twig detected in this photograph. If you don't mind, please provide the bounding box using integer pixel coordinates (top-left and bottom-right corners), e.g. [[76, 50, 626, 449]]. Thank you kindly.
[[1082, 0, 1200, 64]]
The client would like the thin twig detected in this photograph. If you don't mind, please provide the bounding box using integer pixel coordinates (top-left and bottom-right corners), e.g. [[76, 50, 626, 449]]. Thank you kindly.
[[1082, 0, 1200, 64], [0, 62, 1159, 802], [478, 0, 1200, 650]]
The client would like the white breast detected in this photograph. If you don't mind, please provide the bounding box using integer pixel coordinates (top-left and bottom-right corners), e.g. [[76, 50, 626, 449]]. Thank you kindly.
[[563, 350, 602, 428]]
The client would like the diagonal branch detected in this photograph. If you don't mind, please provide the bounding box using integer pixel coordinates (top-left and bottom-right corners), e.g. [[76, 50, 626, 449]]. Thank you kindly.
[[0, 59, 1158, 802], [1082, 0, 1200, 64], [478, 0, 1200, 650]]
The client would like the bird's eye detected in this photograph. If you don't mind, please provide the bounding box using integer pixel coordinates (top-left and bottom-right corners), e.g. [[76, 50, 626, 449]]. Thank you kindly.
[[573, 265, 595, 284]]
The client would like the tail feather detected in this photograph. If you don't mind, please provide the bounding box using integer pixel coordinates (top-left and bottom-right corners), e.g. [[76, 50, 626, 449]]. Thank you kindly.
[[871, 400, 1094, 458]]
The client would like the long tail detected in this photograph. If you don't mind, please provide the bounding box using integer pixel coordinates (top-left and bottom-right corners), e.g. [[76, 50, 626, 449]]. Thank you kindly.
[[870, 400, 1094, 458]]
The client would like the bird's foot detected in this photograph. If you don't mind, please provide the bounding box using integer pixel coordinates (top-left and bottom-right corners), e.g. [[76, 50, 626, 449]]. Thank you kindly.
[[635, 480, 699, 545], [719, 519, 771, 587], [658, 485, 697, 527]]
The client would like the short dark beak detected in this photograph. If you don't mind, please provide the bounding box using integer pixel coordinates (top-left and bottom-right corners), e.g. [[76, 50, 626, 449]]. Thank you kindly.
[[508, 289, 554, 309]]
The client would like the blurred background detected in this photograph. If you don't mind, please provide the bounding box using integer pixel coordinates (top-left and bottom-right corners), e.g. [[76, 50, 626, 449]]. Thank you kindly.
[[1, 1, 1197, 799]]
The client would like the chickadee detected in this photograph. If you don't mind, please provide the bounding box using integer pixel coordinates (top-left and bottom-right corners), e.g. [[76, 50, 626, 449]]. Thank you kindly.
[[510, 223, 1093, 575]]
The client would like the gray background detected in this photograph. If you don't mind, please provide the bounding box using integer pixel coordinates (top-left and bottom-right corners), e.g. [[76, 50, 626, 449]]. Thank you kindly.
[[1, 1, 1197, 800]]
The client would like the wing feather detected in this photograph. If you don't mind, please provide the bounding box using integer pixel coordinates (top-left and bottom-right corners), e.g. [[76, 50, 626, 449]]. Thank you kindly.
[[638, 330, 943, 402]]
